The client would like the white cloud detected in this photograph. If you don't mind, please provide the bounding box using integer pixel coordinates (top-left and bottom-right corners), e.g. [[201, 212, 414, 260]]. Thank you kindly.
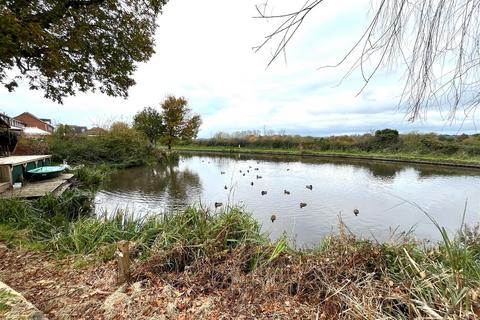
[[0, 0, 478, 136]]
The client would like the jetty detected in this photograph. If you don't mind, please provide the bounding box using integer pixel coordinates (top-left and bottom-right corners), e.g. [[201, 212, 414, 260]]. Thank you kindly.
[[0, 155, 73, 198]]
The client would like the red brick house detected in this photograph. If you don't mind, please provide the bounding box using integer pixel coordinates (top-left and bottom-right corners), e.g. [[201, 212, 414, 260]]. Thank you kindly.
[[14, 112, 54, 133]]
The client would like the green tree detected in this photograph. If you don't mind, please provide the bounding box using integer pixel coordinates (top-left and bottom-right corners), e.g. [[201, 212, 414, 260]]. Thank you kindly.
[[160, 95, 201, 150], [374, 129, 399, 145], [0, 0, 167, 103], [133, 107, 164, 146], [54, 124, 76, 138]]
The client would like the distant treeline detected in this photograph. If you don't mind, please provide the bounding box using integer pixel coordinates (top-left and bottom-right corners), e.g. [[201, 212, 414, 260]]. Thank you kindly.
[[188, 129, 480, 156]]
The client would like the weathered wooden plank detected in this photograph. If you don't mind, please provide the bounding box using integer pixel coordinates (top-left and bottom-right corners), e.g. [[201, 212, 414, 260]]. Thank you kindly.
[[0, 155, 51, 166], [0, 174, 74, 198]]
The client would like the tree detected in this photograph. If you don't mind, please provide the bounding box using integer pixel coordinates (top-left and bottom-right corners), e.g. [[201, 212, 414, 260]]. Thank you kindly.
[[375, 128, 399, 145], [255, 0, 480, 121], [54, 124, 76, 138], [160, 95, 201, 150], [0, 0, 168, 103], [133, 107, 164, 146]]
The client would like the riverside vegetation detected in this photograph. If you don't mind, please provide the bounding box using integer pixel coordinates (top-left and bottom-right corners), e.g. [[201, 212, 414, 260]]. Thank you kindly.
[[182, 129, 480, 164], [0, 190, 479, 318], [2, 127, 479, 318], [16, 121, 180, 189]]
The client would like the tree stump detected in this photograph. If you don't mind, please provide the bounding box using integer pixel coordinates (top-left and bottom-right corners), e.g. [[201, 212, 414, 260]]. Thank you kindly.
[[116, 240, 130, 285]]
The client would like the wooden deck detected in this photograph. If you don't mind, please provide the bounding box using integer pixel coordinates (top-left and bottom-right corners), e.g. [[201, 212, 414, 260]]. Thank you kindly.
[[0, 174, 74, 199], [0, 155, 51, 166]]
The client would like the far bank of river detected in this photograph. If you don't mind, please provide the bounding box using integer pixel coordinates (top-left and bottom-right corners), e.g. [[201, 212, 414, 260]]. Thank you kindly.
[[174, 145, 480, 169]]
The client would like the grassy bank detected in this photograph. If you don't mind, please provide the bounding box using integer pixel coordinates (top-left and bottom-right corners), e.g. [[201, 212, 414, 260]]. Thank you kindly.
[[0, 193, 479, 318], [175, 145, 480, 167], [182, 131, 480, 166]]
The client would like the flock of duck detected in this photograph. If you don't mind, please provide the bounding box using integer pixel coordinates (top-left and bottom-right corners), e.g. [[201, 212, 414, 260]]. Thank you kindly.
[[211, 161, 360, 223]]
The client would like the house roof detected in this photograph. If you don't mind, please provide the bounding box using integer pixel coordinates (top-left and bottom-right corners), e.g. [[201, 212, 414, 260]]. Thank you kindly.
[[23, 127, 51, 135], [15, 112, 54, 128]]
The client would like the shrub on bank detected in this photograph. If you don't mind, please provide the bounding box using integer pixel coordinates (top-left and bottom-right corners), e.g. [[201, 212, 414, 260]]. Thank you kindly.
[[73, 165, 112, 188], [48, 122, 157, 167]]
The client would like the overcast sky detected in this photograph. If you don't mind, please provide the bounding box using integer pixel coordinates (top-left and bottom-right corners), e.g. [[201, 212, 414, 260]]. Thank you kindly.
[[1, 0, 478, 137]]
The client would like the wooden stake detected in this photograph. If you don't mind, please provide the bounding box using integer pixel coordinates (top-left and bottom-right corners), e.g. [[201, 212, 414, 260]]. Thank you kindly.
[[116, 240, 130, 284]]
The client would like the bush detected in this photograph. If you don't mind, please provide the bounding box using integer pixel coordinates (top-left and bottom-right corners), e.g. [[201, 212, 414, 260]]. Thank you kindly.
[[74, 165, 112, 188], [48, 123, 156, 167], [374, 129, 400, 148]]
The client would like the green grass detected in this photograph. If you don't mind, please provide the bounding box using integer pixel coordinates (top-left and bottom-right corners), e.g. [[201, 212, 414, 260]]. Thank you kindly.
[[175, 145, 480, 166]]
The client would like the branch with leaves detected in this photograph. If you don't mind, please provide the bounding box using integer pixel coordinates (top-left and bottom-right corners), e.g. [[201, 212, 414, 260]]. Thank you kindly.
[[0, 0, 168, 103]]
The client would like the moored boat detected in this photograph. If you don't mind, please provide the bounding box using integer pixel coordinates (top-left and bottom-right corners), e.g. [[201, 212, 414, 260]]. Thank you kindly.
[[27, 165, 66, 180]]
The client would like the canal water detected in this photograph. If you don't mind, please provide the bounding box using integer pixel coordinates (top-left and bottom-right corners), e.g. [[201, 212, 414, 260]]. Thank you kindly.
[[94, 153, 480, 247]]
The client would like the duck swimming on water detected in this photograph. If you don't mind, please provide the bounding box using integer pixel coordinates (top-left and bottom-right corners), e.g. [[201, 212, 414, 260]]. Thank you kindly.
[[215, 202, 223, 208], [300, 203, 307, 208], [284, 190, 290, 195], [261, 191, 267, 196], [306, 185, 313, 190], [353, 209, 359, 216], [270, 214, 276, 222]]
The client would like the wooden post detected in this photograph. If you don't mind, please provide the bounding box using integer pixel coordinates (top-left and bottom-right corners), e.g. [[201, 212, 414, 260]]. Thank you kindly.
[[116, 240, 130, 284]]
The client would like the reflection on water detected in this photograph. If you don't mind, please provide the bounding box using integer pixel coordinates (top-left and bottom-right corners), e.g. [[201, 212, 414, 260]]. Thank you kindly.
[[97, 162, 203, 212], [95, 153, 480, 247]]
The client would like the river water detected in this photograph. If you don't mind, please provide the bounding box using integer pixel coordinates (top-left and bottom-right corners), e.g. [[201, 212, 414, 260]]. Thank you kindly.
[[94, 153, 480, 247]]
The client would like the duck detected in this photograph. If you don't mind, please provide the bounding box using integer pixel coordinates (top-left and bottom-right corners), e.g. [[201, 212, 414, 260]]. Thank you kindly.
[[284, 190, 290, 195], [250, 182, 254, 186], [215, 202, 223, 208], [300, 203, 307, 208], [247, 170, 250, 173], [243, 173, 245, 176], [256, 175, 262, 179], [224, 185, 228, 190], [306, 185, 313, 190], [270, 214, 276, 223], [221, 171, 225, 175], [287, 168, 290, 171], [353, 208, 359, 216], [261, 191, 267, 196], [254, 168, 259, 171]]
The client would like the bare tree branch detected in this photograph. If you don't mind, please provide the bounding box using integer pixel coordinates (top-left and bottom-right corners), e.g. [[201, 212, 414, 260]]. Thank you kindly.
[[256, 0, 480, 122]]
